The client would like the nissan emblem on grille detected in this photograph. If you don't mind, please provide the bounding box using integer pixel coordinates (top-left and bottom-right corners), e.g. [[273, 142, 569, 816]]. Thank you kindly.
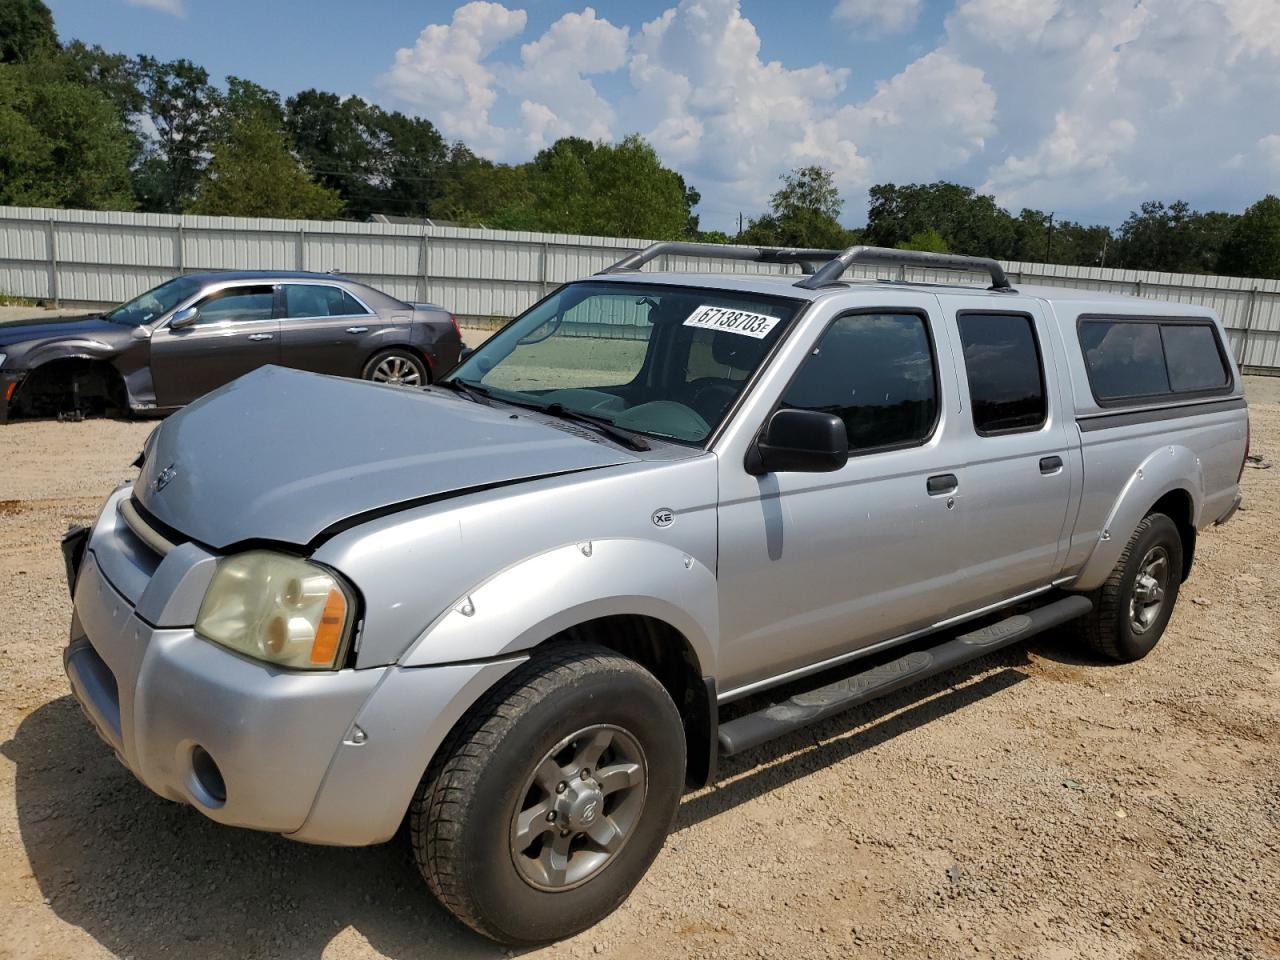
[[152, 464, 177, 492]]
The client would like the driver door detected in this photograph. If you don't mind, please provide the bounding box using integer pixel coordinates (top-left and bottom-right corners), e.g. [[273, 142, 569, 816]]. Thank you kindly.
[[150, 284, 279, 406]]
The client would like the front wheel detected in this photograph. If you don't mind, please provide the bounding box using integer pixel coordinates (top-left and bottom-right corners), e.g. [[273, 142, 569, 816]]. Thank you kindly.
[[1077, 512, 1184, 662], [410, 643, 686, 946], [362, 348, 428, 387]]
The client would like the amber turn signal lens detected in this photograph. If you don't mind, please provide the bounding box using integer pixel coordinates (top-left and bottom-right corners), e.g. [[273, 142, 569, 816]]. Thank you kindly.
[[4, 382, 16, 402], [309, 588, 348, 666]]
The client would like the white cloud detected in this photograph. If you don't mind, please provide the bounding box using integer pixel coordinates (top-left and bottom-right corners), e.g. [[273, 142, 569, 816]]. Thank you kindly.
[[833, 0, 922, 34], [124, 0, 185, 15], [380, 0, 1280, 231], [381, 2, 528, 152]]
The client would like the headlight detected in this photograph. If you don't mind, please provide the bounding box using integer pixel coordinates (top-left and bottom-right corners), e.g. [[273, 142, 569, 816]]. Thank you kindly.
[[0, 353, 7, 367], [195, 551, 355, 670]]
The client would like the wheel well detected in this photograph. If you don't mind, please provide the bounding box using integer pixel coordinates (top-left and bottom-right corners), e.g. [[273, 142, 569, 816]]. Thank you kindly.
[[545, 615, 715, 788], [1149, 489, 1196, 581], [11, 358, 127, 419], [367, 345, 432, 381]]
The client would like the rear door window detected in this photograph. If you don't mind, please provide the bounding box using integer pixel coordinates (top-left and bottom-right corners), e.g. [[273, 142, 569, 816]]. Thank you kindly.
[[779, 312, 938, 453], [282, 284, 370, 319], [957, 312, 1047, 434]]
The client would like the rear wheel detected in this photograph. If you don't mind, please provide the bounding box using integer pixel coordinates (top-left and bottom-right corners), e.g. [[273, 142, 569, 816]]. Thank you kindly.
[[411, 643, 685, 946], [1078, 512, 1183, 662], [362, 348, 428, 387]]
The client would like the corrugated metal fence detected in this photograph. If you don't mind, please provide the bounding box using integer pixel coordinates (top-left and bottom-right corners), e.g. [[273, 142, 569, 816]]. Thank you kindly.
[[2, 205, 1277, 373]]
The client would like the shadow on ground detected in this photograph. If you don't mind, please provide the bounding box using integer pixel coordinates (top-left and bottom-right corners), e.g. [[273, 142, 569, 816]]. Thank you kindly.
[[5, 635, 1069, 959]]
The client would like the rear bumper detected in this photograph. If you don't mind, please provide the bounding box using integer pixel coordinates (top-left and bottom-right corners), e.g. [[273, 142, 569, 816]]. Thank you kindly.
[[1215, 492, 1243, 525]]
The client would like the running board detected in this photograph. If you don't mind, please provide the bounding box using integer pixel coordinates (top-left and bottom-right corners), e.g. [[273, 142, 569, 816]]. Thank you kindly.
[[717, 594, 1093, 757]]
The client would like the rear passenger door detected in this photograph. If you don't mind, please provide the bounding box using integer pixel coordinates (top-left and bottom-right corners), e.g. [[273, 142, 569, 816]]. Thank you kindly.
[[936, 296, 1079, 611], [278, 283, 379, 379]]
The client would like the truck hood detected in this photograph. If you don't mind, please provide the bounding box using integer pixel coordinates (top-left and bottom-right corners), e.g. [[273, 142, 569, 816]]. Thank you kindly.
[[134, 365, 640, 549]]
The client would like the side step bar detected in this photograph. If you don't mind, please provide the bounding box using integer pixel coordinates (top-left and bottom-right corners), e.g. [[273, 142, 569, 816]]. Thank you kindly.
[[717, 594, 1093, 757]]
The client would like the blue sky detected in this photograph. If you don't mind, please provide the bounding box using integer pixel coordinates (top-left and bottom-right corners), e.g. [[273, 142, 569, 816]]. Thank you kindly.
[[48, 1, 1280, 233]]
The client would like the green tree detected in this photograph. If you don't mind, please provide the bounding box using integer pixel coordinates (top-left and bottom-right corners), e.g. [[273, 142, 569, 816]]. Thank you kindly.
[[864, 182, 1018, 258], [1113, 200, 1236, 274], [898, 228, 949, 253], [133, 56, 222, 212], [1217, 195, 1280, 279], [285, 90, 382, 217], [0, 0, 57, 64], [739, 165, 851, 248], [0, 55, 135, 208], [435, 145, 536, 227], [187, 106, 343, 219]]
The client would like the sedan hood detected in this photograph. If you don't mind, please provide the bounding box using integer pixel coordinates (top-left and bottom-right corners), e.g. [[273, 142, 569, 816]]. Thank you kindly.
[[135, 366, 640, 549]]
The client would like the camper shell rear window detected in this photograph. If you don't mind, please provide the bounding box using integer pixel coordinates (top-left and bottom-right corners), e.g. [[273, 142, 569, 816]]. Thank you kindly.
[[1077, 316, 1233, 405]]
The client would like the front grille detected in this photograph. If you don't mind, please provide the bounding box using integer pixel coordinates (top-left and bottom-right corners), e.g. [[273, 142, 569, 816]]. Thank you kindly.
[[118, 496, 188, 559]]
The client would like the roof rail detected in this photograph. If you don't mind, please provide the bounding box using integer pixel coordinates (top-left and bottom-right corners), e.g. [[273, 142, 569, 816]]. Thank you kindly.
[[596, 240, 1015, 292], [795, 246, 1013, 292], [597, 241, 844, 277]]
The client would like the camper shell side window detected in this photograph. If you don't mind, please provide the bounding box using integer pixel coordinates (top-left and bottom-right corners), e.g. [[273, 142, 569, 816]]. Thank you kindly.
[[1076, 315, 1233, 406]]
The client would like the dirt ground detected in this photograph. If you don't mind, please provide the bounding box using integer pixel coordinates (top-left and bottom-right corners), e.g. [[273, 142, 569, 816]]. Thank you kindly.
[[0, 378, 1276, 960]]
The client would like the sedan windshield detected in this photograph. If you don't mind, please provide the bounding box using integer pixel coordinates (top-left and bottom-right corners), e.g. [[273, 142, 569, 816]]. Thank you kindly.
[[104, 276, 204, 326], [446, 282, 804, 443]]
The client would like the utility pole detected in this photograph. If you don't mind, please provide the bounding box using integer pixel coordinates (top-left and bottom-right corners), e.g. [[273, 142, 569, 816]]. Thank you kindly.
[[1045, 212, 1055, 262], [1099, 233, 1109, 269], [738, 212, 744, 235]]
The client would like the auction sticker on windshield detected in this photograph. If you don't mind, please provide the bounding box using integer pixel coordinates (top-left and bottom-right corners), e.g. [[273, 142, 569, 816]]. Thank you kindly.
[[683, 304, 781, 339]]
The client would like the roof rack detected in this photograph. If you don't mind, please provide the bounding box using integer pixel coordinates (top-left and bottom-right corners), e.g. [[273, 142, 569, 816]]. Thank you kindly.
[[596, 241, 1014, 292], [597, 241, 843, 277]]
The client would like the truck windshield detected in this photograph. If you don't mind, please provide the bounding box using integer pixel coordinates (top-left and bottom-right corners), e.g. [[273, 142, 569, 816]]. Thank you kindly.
[[446, 282, 804, 444], [104, 276, 204, 326]]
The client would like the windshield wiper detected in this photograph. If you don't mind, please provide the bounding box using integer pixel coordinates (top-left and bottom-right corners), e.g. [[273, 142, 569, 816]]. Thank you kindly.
[[439, 378, 493, 404], [537, 403, 651, 451]]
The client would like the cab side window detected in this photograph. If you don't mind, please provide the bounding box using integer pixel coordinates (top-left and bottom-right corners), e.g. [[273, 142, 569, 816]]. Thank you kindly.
[[957, 312, 1047, 434], [282, 284, 370, 319], [191, 285, 274, 325], [779, 312, 938, 453]]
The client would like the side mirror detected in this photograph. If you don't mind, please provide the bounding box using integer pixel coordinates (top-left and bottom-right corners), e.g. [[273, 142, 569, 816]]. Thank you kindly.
[[747, 408, 849, 475], [169, 306, 198, 330]]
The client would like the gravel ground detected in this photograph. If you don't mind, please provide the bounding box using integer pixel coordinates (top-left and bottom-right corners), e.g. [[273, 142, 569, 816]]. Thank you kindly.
[[0, 377, 1276, 960]]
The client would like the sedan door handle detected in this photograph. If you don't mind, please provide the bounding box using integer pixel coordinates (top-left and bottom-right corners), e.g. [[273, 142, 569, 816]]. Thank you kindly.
[[345, 326, 369, 334], [247, 333, 273, 341], [1039, 455, 1064, 474], [926, 473, 959, 496]]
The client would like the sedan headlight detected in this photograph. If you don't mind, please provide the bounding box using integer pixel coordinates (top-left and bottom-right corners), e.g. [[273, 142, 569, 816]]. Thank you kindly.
[[195, 551, 355, 670], [0, 353, 7, 367]]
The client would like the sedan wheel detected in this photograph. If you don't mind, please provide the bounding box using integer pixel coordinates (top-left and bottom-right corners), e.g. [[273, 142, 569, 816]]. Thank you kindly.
[[363, 349, 427, 386]]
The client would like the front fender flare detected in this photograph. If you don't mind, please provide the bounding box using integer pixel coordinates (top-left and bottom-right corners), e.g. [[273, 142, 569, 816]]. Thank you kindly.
[[1073, 444, 1203, 591], [400, 538, 719, 675]]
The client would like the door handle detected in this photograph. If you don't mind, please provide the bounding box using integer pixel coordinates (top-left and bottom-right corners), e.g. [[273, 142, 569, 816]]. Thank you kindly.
[[1039, 455, 1064, 474], [926, 473, 959, 496], [247, 333, 273, 341], [345, 326, 369, 334]]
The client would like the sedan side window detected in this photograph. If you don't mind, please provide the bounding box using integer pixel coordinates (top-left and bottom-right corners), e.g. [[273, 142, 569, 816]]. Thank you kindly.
[[191, 286, 274, 325], [779, 312, 938, 453], [282, 284, 371, 319]]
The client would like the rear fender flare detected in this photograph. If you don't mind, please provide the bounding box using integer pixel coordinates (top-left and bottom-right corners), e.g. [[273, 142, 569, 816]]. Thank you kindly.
[[399, 538, 718, 675], [1073, 444, 1203, 591]]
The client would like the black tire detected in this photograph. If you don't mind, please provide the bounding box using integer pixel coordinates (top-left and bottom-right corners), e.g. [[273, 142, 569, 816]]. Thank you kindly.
[[1077, 512, 1184, 662], [411, 643, 686, 946], [361, 348, 429, 386]]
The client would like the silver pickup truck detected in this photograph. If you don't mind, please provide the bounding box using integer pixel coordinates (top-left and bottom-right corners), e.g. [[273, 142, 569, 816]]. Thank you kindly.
[[62, 243, 1248, 945]]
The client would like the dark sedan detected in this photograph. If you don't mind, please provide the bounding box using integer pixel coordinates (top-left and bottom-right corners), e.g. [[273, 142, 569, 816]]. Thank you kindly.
[[0, 271, 464, 422]]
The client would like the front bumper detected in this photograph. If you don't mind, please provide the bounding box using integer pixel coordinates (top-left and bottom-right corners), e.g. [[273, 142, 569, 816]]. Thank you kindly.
[[64, 491, 526, 845]]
